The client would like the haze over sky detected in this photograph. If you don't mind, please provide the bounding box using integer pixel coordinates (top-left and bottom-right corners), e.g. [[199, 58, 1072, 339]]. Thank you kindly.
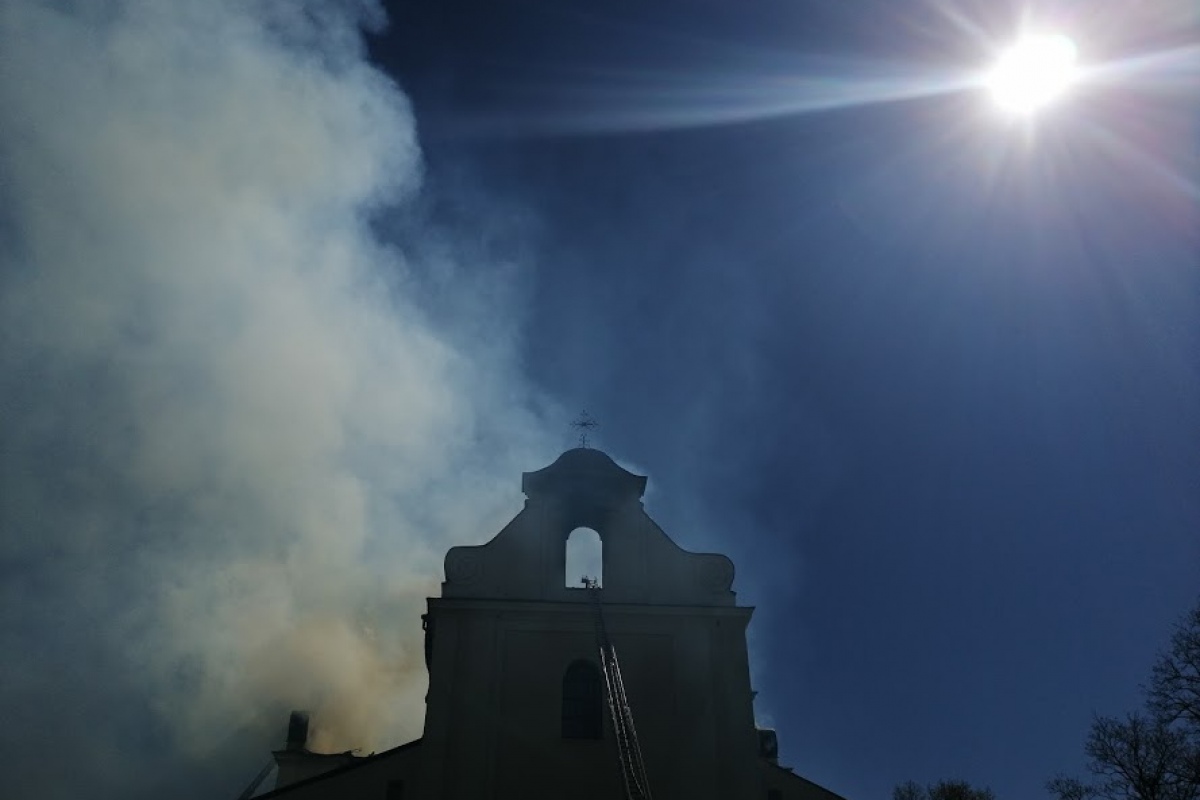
[[1, 1, 1197, 799]]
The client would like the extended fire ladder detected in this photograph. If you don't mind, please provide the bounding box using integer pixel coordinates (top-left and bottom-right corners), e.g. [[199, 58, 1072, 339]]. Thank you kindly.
[[583, 579, 654, 800]]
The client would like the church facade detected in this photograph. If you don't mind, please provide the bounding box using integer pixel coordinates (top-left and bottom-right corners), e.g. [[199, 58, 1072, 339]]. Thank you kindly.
[[254, 448, 848, 800]]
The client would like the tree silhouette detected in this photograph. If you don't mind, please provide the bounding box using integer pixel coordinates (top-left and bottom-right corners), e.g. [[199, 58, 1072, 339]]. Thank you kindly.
[[1049, 598, 1200, 800], [893, 779, 996, 800]]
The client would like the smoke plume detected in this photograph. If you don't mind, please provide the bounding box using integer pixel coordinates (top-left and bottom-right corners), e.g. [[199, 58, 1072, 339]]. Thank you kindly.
[[0, 1, 553, 796]]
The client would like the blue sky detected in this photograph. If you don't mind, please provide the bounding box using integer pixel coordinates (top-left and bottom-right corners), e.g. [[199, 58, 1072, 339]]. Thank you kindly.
[[370, 0, 1198, 797], [0, 1, 1195, 798]]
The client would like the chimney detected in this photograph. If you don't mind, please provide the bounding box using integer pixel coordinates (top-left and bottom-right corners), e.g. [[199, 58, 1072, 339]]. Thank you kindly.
[[273, 710, 358, 791], [757, 728, 779, 763], [286, 711, 310, 752]]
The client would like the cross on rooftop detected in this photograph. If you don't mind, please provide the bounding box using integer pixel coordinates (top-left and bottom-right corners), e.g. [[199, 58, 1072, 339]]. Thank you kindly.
[[570, 410, 599, 448]]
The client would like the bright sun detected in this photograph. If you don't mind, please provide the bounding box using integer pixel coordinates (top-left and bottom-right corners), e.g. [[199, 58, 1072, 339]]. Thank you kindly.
[[986, 33, 1079, 114]]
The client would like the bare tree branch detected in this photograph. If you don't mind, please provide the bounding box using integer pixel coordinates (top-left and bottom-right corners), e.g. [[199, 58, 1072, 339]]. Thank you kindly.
[[892, 779, 994, 800], [1150, 603, 1200, 734], [1051, 598, 1200, 800]]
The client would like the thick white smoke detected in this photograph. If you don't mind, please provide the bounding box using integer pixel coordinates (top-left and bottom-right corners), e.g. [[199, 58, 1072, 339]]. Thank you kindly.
[[0, 0, 555, 795]]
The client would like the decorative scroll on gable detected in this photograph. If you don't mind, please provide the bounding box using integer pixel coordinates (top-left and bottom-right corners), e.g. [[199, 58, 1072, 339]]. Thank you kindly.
[[442, 448, 736, 606]]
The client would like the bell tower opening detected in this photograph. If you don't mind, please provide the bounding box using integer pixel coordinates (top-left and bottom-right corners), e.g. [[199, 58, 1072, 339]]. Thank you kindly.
[[564, 526, 602, 588]]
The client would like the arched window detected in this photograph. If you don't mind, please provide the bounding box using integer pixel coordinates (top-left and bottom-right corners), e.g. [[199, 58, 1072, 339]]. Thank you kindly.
[[561, 660, 603, 739], [565, 527, 603, 588]]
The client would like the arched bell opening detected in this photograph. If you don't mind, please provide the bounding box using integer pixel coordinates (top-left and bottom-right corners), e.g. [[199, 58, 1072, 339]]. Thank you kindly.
[[564, 526, 602, 588]]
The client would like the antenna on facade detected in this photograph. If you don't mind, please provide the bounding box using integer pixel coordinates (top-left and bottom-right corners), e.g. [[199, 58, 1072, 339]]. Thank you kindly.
[[570, 410, 600, 448]]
